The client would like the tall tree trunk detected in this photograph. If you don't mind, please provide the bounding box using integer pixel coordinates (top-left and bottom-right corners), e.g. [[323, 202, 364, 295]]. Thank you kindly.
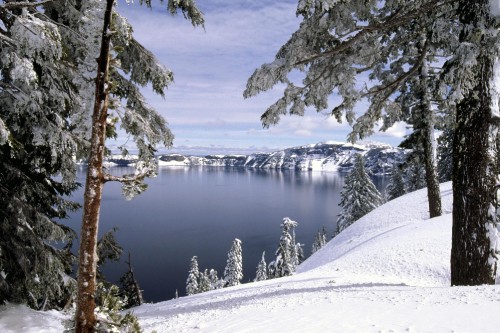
[[75, 0, 114, 331], [422, 115, 441, 218], [414, 33, 441, 218], [451, 0, 498, 286], [418, 54, 442, 218]]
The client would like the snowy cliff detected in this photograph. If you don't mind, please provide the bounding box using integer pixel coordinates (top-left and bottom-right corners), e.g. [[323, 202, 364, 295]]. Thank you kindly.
[[157, 141, 409, 175]]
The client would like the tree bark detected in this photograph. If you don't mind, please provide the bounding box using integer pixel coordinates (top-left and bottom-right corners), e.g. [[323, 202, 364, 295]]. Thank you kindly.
[[422, 116, 442, 218], [451, 0, 498, 286], [75, 0, 114, 332], [414, 33, 442, 219], [418, 54, 442, 219]]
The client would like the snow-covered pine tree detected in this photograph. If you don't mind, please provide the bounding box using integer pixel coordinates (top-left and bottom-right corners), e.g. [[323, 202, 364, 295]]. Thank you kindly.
[[254, 251, 267, 282], [186, 256, 200, 296], [267, 260, 276, 279], [0, 0, 85, 309], [208, 269, 223, 290], [244, 1, 452, 220], [198, 269, 211, 293], [351, 18, 444, 217], [93, 282, 142, 333], [244, 0, 500, 286], [437, 126, 453, 182], [295, 242, 305, 264], [386, 165, 406, 201], [0, 0, 205, 316], [398, 131, 427, 193], [271, 217, 299, 278], [119, 253, 144, 309], [96, 228, 123, 282], [311, 227, 327, 254], [71, 1, 204, 330], [223, 238, 243, 287], [335, 154, 382, 236]]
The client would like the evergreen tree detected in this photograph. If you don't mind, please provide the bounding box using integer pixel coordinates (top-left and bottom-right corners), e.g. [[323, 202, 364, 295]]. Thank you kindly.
[[0, 0, 206, 318], [70, 1, 204, 330], [335, 154, 382, 236], [295, 242, 305, 264], [96, 228, 123, 282], [386, 165, 407, 200], [254, 251, 267, 282], [94, 282, 142, 333], [0, 0, 82, 309], [271, 217, 299, 278], [119, 253, 144, 309], [186, 256, 200, 296], [398, 131, 428, 193], [311, 227, 327, 254], [437, 126, 453, 182], [223, 238, 243, 287], [244, 0, 500, 285], [267, 261, 276, 280], [198, 269, 211, 293], [244, 1, 449, 220], [208, 269, 223, 291]]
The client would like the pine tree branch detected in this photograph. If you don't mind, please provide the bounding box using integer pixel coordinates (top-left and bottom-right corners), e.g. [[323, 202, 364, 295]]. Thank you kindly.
[[363, 40, 429, 98], [0, 31, 14, 45], [102, 173, 146, 184], [294, 0, 450, 67], [0, 0, 53, 9]]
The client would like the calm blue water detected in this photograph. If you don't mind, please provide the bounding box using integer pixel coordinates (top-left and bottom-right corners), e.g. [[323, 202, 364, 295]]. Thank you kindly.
[[64, 166, 387, 302]]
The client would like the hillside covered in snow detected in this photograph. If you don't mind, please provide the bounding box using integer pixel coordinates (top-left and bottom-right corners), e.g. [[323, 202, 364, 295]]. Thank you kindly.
[[2, 182, 500, 332]]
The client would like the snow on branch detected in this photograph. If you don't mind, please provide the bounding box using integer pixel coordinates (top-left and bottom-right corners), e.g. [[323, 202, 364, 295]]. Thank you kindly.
[[363, 40, 429, 99], [0, 0, 53, 9], [294, 1, 448, 67], [0, 32, 15, 45], [103, 161, 156, 200]]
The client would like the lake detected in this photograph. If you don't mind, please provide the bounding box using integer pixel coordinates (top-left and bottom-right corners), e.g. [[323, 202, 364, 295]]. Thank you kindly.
[[64, 166, 388, 302]]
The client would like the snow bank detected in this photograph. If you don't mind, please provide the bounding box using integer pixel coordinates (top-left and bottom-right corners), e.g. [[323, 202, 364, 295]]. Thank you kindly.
[[0, 304, 66, 333], [298, 183, 454, 286]]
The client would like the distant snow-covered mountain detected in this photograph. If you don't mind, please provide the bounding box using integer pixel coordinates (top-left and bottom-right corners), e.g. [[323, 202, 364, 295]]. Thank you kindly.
[[101, 142, 409, 175], [156, 141, 409, 175]]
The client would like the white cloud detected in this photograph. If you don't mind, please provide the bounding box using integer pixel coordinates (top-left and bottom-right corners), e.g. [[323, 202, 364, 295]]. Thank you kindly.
[[115, 0, 403, 151], [376, 121, 408, 139]]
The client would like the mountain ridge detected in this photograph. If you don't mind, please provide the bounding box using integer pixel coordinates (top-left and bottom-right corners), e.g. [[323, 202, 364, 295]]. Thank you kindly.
[[104, 141, 409, 175]]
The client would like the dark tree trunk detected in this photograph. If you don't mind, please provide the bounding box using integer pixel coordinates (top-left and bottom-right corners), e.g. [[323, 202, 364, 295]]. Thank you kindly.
[[415, 32, 442, 218], [418, 55, 442, 219], [75, 0, 114, 332], [451, 0, 498, 286], [422, 118, 442, 218]]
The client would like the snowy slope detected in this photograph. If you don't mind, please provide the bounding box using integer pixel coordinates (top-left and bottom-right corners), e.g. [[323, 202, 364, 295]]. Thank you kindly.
[[2, 182, 500, 332]]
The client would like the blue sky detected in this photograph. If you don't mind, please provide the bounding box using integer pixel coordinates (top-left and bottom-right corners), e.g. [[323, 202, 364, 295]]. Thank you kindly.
[[116, 0, 407, 154]]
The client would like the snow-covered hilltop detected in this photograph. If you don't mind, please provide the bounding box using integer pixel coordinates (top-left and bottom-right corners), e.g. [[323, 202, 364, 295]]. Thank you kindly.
[[155, 141, 408, 175]]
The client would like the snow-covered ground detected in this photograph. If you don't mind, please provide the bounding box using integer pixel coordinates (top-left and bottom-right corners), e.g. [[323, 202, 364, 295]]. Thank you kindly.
[[2, 182, 500, 332]]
